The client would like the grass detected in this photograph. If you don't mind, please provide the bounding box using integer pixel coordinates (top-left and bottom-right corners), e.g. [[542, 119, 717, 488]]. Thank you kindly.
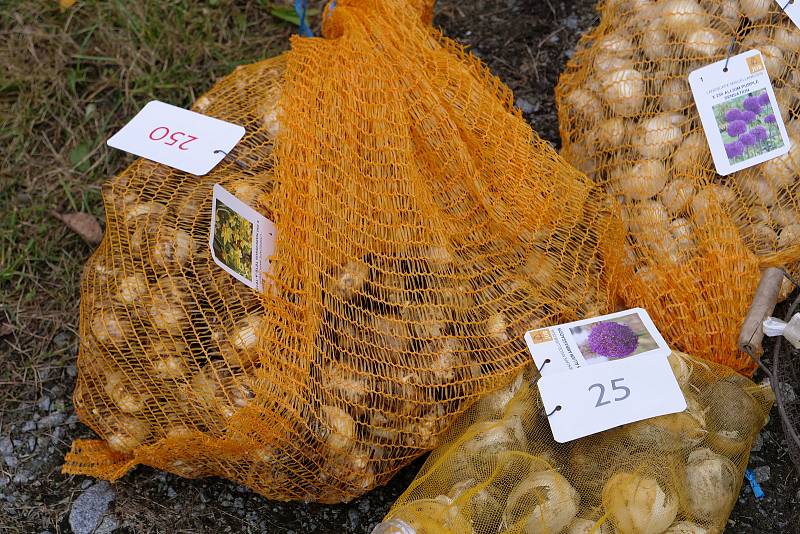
[[0, 1, 301, 530]]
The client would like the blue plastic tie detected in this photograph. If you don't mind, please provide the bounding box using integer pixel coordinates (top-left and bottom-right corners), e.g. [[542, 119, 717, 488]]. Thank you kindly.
[[745, 468, 765, 500], [294, 0, 314, 37]]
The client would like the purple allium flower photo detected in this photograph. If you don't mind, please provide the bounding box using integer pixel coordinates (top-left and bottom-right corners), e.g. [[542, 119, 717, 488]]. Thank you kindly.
[[716, 89, 784, 165], [743, 95, 762, 113], [739, 132, 756, 146], [750, 126, 767, 142], [741, 110, 757, 124], [725, 141, 744, 158], [586, 321, 639, 359], [725, 108, 743, 122], [727, 119, 747, 137]]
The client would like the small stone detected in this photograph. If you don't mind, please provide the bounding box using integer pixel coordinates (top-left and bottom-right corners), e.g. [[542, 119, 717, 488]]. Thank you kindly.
[[22, 421, 36, 433], [777, 382, 797, 403], [753, 465, 771, 483], [13, 471, 31, 484], [38, 412, 66, 429], [0, 437, 12, 455], [515, 97, 537, 115], [27, 436, 36, 452], [67, 364, 77, 378], [81, 479, 93, 489], [565, 15, 578, 30], [4, 455, 18, 468], [0, 474, 10, 487], [69, 481, 119, 534], [358, 499, 370, 513], [167, 486, 177, 498], [53, 331, 71, 347], [38, 396, 51, 412], [751, 432, 764, 452], [347, 508, 360, 530]]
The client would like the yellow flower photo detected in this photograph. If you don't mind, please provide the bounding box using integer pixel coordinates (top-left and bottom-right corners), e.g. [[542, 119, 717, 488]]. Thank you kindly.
[[212, 199, 253, 280]]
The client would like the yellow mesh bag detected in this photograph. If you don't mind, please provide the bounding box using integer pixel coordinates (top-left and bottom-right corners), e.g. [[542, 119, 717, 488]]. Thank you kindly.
[[63, 0, 626, 503], [555, 0, 800, 375], [376, 351, 773, 534]]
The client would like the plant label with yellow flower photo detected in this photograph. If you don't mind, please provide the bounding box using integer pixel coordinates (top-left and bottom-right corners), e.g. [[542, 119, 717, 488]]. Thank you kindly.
[[526, 309, 685, 443], [210, 184, 276, 291], [688, 50, 790, 176]]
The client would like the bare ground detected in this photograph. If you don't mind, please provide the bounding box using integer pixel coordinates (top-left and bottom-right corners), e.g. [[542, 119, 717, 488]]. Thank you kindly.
[[1, 1, 798, 532]]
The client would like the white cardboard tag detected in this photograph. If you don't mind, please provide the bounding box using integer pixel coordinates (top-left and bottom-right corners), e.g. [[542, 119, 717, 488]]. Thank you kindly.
[[525, 308, 670, 376], [688, 50, 791, 176], [775, 0, 800, 28], [210, 184, 276, 291], [525, 308, 685, 443], [107, 101, 245, 176], [538, 355, 687, 443]]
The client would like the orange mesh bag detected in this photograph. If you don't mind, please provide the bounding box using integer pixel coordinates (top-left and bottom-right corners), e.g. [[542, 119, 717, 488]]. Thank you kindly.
[[555, 0, 800, 375], [63, 0, 626, 503], [374, 351, 773, 534]]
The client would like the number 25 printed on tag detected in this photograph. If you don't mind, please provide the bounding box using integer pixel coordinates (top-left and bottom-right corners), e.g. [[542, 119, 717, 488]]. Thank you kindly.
[[107, 101, 245, 176], [688, 50, 791, 176]]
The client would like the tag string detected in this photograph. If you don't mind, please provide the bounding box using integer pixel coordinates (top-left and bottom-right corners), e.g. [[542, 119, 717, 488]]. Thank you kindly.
[[214, 149, 248, 170], [723, 37, 737, 73], [529, 358, 563, 417], [530, 358, 550, 386], [295, 0, 314, 37], [782, 0, 794, 11], [544, 404, 562, 417], [745, 469, 765, 500]]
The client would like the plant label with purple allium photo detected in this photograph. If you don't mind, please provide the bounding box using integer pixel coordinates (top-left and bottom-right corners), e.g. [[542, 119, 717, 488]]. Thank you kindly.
[[524, 308, 669, 376], [688, 50, 790, 176], [526, 308, 686, 443], [775, 0, 800, 29], [210, 184, 277, 291]]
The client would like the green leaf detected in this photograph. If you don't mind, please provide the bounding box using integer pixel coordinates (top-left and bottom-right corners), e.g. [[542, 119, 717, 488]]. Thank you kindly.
[[69, 141, 92, 172], [270, 6, 300, 25], [269, 5, 320, 26]]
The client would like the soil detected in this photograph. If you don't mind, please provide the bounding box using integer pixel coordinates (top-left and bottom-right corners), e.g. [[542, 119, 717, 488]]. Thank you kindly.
[[2, 0, 799, 532]]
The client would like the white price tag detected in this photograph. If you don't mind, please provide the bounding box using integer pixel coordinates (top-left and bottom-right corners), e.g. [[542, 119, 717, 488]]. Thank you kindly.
[[525, 308, 685, 443], [538, 355, 686, 443], [107, 101, 245, 176], [775, 0, 800, 28], [688, 50, 790, 176], [210, 184, 276, 291]]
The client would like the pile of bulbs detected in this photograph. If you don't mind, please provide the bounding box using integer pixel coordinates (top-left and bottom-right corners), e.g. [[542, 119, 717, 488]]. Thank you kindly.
[[375, 351, 772, 534]]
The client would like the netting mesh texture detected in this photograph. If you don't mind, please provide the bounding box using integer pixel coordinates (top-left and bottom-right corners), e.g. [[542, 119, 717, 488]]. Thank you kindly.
[[556, 0, 800, 375], [63, 0, 626, 503], [377, 351, 773, 534]]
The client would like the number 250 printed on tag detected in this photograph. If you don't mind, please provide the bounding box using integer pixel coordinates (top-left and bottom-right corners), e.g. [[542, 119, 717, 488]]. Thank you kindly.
[[107, 101, 245, 176], [688, 50, 791, 176]]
